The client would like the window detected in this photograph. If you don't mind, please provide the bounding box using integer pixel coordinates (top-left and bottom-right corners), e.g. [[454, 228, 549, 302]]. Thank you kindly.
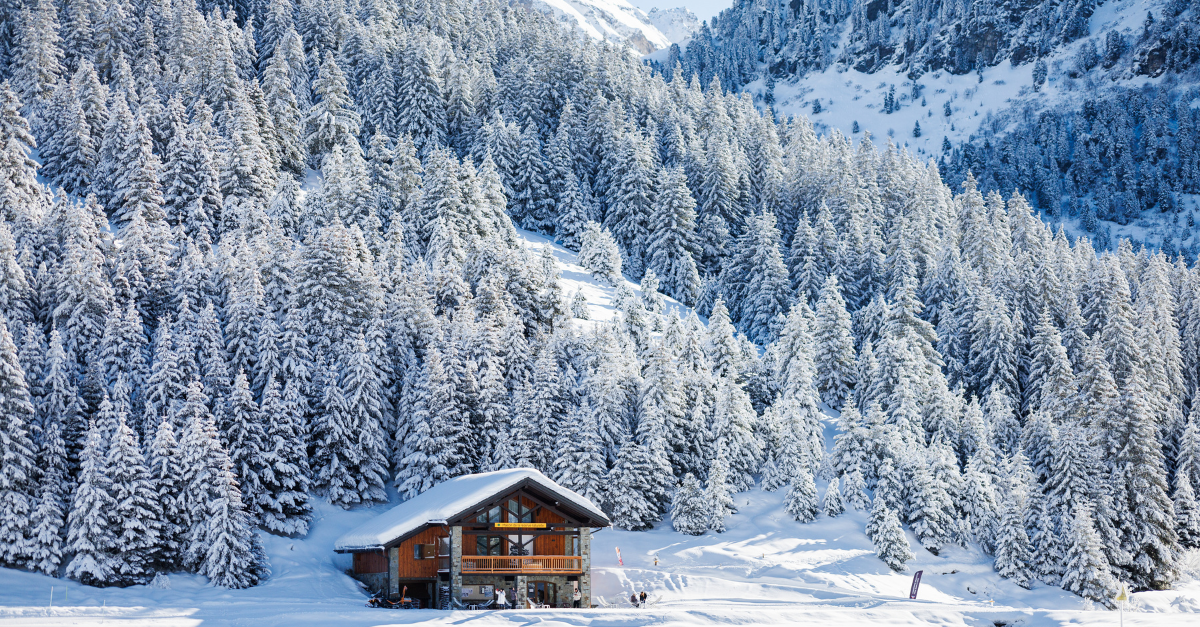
[[507, 499, 533, 523], [476, 536, 503, 556], [567, 535, 581, 556], [414, 544, 437, 559], [476, 506, 502, 524]]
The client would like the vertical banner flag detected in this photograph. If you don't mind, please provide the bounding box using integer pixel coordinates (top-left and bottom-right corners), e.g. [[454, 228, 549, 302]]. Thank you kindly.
[[909, 570, 923, 599], [616, 547, 623, 566]]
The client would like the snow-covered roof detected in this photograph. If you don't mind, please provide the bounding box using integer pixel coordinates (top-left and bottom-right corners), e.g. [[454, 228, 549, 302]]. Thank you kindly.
[[333, 469, 610, 552]]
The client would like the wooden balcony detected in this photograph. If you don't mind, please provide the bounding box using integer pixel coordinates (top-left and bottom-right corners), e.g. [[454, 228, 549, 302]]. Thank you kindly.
[[460, 555, 583, 574]]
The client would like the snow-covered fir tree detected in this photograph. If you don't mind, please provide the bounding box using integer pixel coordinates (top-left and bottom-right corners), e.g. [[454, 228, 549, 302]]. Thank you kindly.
[[65, 419, 115, 585], [867, 496, 915, 572], [671, 473, 710, 535]]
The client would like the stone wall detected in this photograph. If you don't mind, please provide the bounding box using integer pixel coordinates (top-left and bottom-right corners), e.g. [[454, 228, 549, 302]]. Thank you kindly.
[[352, 572, 388, 596]]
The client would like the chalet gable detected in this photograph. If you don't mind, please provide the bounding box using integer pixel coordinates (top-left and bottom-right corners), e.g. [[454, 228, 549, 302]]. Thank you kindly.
[[447, 479, 605, 528], [333, 469, 609, 553]]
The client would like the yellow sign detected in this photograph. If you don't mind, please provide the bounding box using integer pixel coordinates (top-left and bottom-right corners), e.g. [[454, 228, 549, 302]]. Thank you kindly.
[[492, 522, 547, 529], [1115, 585, 1128, 602]]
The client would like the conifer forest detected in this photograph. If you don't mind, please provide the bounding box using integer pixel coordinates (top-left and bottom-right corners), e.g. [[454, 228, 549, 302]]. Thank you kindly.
[[0, 0, 1199, 614]]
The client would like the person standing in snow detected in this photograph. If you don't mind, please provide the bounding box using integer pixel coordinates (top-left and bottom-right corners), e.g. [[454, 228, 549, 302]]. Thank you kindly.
[[496, 587, 508, 609], [573, 586, 581, 608], [639, 591, 647, 606]]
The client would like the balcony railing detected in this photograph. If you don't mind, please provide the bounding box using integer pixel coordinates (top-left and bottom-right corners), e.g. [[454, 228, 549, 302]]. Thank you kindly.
[[460, 556, 583, 574]]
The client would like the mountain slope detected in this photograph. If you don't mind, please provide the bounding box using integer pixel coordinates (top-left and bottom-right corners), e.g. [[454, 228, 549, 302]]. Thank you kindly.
[[518, 0, 673, 53], [649, 0, 1200, 252], [646, 7, 701, 44]]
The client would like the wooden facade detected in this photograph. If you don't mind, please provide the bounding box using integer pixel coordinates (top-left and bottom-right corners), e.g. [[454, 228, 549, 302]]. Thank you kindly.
[[392, 526, 443, 579], [339, 476, 608, 609]]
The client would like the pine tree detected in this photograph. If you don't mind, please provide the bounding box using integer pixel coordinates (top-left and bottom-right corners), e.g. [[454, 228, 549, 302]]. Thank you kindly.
[[511, 124, 551, 232], [647, 166, 701, 305], [986, 388, 1021, 457], [570, 290, 589, 320], [394, 42, 446, 154], [149, 415, 186, 572], [65, 419, 115, 585], [782, 463, 820, 523], [843, 469, 870, 511], [577, 222, 623, 286], [202, 457, 267, 589], [1060, 506, 1118, 605], [907, 456, 956, 553], [1174, 472, 1200, 549], [606, 435, 661, 531], [712, 376, 762, 491], [823, 476, 846, 517], [555, 171, 593, 251], [337, 333, 389, 505], [1106, 366, 1181, 589], [705, 442, 736, 533], [395, 347, 461, 500], [814, 275, 856, 408], [224, 371, 267, 521], [263, 48, 304, 177], [0, 317, 36, 568], [12, 0, 63, 111], [552, 399, 607, 508], [258, 378, 313, 536], [304, 52, 359, 158], [28, 394, 67, 576], [866, 496, 915, 572], [106, 412, 161, 585], [671, 473, 710, 535], [994, 492, 1034, 588]]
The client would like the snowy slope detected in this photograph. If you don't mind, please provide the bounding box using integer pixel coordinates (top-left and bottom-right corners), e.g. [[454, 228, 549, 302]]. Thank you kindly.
[[759, 0, 1173, 247], [3, 230, 1197, 625], [518, 0, 672, 54], [767, 0, 1157, 156], [3, 486, 1198, 625], [516, 228, 698, 328]]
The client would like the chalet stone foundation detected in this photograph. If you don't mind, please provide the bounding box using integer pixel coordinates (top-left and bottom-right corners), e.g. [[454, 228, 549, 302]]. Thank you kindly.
[[353, 572, 388, 596], [457, 574, 584, 608]]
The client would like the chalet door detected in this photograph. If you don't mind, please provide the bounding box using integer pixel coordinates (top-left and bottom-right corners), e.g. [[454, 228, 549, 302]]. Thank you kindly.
[[527, 581, 556, 607]]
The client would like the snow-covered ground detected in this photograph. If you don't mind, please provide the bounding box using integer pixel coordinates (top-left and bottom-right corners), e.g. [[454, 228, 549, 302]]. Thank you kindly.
[[3, 229, 1198, 625], [516, 228, 698, 329], [766, 0, 1160, 158], [3, 487, 1198, 626]]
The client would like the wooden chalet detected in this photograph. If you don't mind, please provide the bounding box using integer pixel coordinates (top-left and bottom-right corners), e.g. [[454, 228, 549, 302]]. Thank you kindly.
[[334, 469, 610, 609]]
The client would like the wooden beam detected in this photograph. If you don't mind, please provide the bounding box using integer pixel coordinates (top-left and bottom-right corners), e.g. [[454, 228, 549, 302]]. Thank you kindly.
[[462, 529, 582, 537], [515, 489, 585, 526]]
